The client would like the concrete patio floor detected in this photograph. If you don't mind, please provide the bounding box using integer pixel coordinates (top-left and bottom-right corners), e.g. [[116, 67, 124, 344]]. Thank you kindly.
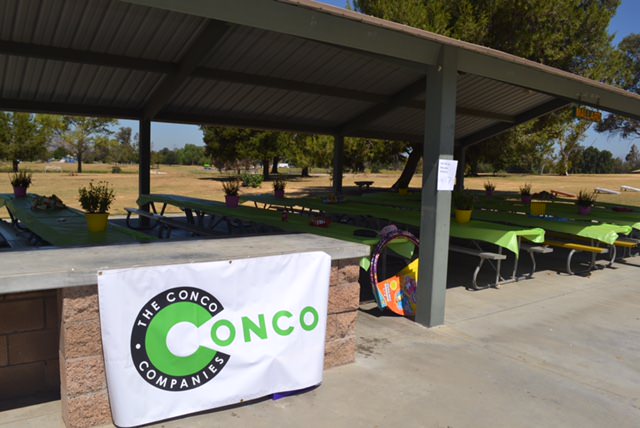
[[2, 262, 639, 427]]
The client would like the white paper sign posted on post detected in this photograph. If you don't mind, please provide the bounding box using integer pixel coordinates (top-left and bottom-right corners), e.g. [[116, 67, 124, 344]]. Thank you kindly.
[[437, 159, 458, 191], [98, 251, 331, 427]]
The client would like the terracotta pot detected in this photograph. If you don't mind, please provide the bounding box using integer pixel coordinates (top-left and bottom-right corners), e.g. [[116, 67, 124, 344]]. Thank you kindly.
[[85, 213, 109, 233], [521, 195, 532, 204], [225, 195, 239, 208], [454, 209, 472, 224], [274, 189, 285, 199], [578, 205, 592, 215], [13, 186, 27, 198]]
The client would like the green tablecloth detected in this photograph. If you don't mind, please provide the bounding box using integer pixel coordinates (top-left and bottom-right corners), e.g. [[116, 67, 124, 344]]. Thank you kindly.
[[542, 202, 640, 231], [242, 194, 544, 256], [449, 220, 545, 255], [0, 194, 154, 247], [473, 209, 630, 245]]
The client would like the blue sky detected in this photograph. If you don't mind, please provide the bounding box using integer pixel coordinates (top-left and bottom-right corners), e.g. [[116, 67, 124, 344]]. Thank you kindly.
[[126, 0, 639, 157]]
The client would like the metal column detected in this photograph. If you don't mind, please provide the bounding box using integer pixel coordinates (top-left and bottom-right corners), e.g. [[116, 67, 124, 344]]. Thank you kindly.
[[332, 135, 344, 194], [415, 47, 458, 328], [454, 145, 466, 190], [138, 120, 151, 222]]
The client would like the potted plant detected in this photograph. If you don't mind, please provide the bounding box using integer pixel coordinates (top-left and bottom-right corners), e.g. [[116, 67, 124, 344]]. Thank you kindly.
[[484, 181, 496, 197], [273, 176, 286, 198], [576, 189, 596, 215], [9, 171, 32, 198], [519, 183, 532, 204], [222, 178, 241, 208], [78, 181, 115, 232], [452, 190, 474, 224]]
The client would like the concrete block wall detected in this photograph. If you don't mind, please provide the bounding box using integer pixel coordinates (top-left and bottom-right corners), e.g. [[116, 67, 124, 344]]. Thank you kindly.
[[0, 290, 60, 407], [59, 258, 361, 427]]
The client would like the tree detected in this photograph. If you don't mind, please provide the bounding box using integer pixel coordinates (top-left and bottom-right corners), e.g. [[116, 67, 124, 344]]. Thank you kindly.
[[625, 144, 640, 171], [353, 0, 621, 185], [201, 126, 258, 173], [0, 112, 59, 171], [59, 117, 117, 173], [597, 34, 640, 139], [287, 134, 334, 176]]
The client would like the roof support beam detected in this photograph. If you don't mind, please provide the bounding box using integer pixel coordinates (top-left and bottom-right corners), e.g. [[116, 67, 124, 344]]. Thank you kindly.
[[0, 42, 512, 124], [334, 78, 426, 135], [0, 40, 175, 74], [142, 19, 230, 120], [0, 98, 140, 120], [458, 98, 570, 148]]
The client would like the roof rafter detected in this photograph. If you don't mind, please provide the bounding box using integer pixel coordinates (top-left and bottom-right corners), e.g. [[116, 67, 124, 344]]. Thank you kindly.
[[457, 98, 571, 148], [0, 40, 175, 74], [142, 19, 231, 120], [334, 78, 426, 135]]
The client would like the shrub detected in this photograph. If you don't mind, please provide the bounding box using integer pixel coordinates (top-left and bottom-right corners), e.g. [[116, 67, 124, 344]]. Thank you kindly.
[[111, 166, 122, 174], [240, 173, 263, 188]]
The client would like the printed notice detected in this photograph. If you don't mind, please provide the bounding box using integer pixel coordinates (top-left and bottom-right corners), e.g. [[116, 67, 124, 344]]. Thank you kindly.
[[437, 159, 458, 191]]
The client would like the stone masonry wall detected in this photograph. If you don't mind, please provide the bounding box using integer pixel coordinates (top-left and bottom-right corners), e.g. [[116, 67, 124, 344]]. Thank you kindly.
[[59, 258, 361, 427], [0, 290, 60, 408]]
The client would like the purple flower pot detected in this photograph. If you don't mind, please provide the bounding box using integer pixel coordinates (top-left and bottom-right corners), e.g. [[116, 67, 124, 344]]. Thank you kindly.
[[578, 205, 592, 215], [225, 195, 239, 208], [274, 189, 285, 199], [521, 195, 532, 204], [13, 186, 27, 198], [485, 190, 494, 197]]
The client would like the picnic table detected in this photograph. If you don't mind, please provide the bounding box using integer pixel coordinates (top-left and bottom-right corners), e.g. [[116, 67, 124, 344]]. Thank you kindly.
[[0, 194, 154, 247], [137, 194, 383, 248], [354, 181, 374, 190]]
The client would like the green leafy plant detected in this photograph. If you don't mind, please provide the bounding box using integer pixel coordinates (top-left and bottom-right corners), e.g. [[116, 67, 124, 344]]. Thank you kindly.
[[273, 176, 287, 192], [576, 189, 597, 207], [240, 173, 263, 188], [9, 170, 32, 188], [222, 178, 241, 196], [484, 181, 496, 192], [111, 166, 122, 174], [452, 190, 474, 210], [519, 183, 532, 196], [78, 181, 115, 213]]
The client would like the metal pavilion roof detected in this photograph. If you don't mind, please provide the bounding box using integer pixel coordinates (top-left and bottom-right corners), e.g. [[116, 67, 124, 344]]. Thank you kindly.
[[0, 0, 639, 146]]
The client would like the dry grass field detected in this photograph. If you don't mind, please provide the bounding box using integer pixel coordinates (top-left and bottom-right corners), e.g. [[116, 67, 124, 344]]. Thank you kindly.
[[2, 161, 640, 218]]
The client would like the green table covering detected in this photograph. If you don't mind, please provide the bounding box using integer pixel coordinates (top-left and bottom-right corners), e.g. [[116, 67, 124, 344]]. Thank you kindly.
[[0, 194, 154, 247], [449, 220, 545, 256], [472, 209, 630, 245], [543, 202, 640, 231], [242, 194, 545, 256]]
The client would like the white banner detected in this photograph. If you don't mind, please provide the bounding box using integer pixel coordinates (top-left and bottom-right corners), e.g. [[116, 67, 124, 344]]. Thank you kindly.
[[98, 252, 331, 427]]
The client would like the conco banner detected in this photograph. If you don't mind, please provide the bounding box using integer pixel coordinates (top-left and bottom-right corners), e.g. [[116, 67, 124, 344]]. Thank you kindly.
[[98, 252, 331, 427]]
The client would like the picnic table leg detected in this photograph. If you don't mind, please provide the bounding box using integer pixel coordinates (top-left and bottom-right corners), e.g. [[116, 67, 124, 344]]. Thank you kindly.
[[494, 247, 503, 288], [512, 237, 521, 281]]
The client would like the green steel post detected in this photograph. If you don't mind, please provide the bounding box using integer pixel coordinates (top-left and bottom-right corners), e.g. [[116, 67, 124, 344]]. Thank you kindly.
[[415, 47, 458, 327]]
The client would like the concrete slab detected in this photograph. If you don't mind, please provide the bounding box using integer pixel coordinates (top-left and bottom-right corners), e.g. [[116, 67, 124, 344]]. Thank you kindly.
[[2, 264, 639, 428]]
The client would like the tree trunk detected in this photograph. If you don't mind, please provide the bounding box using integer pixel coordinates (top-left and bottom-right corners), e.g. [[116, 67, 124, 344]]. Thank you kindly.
[[391, 144, 423, 189], [262, 159, 270, 180], [301, 166, 310, 177], [77, 153, 83, 173], [271, 157, 279, 174], [12, 159, 19, 172]]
